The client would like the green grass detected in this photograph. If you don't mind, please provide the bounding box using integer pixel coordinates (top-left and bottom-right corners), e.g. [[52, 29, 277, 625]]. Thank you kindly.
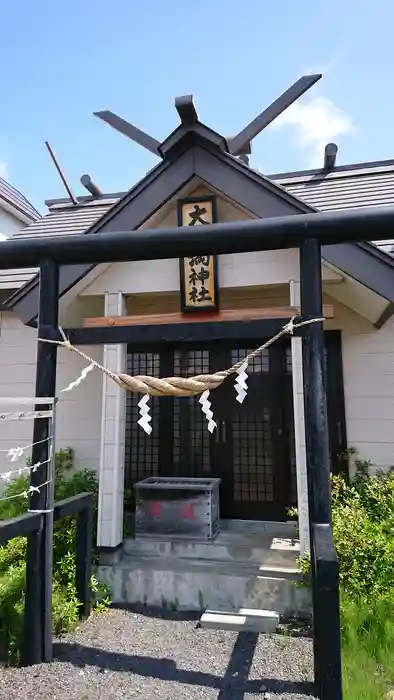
[[300, 463, 394, 699], [341, 594, 394, 699], [342, 647, 388, 700]]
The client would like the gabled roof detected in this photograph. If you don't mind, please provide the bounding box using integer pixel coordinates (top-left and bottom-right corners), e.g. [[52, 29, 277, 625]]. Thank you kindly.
[[273, 158, 394, 211], [0, 177, 40, 223], [5, 133, 394, 324], [13, 198, 115, 239], [13, 157, 394, 248], [273, 159, 394, 256]]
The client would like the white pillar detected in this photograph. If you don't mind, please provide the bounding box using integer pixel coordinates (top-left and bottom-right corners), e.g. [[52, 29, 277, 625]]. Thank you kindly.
[[97, 292, 127, 548], [290, 277, 310, 555]]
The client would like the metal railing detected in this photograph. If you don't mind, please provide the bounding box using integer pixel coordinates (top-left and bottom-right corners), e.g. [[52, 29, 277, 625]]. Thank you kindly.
[[0, 491, 93, 666]]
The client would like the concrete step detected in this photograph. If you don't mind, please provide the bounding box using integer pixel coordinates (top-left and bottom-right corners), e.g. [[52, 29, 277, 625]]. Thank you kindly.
[[98, 555, 311, 617], [220, 519, 297, 538], [119, 553, 302, 580], [123, 535, 300, 568], [244, 573, 309, 616], [200, 608, 279, 633], [257, 565, 303, 581]]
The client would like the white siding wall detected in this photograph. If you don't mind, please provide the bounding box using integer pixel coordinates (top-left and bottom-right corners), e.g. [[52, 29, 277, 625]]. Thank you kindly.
[[80, 251, 296, 295], [0, 209, 26, 237], [0, 312, 102, 476], [326, 302, 394, 472], [81, 250, 340, 296]]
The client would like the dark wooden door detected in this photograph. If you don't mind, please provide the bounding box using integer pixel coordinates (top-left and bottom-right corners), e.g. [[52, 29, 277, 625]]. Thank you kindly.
[[124, 331, 347, 520], [171, 346, 213, 479], [209, 342, 291, 520], [168, 343, 292, 520], [124, 342, 293, 520]]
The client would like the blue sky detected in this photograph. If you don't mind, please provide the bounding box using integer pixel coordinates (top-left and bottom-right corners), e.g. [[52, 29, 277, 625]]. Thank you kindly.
[[0, 0, 393, 212]]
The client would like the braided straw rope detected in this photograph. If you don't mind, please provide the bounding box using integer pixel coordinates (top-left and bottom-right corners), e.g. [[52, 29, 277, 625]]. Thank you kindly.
[[38, 317, 324, 397]]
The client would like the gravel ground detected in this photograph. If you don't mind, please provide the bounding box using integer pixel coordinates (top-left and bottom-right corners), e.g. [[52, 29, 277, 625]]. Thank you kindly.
[[0, 607, 317, 700]]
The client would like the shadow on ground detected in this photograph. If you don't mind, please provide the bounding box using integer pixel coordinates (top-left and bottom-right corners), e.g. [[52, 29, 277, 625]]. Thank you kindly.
[[54, 632, 315, 698], [110, 602, 201, 622], [110, 604, 313, 638]]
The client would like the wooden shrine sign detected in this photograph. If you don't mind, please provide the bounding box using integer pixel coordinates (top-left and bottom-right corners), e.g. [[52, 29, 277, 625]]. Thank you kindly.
[[177, 195, 219, 312]]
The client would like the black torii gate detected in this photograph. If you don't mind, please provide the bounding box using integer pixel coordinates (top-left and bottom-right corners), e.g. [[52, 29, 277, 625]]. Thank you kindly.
[[3, 204, 394, 699]]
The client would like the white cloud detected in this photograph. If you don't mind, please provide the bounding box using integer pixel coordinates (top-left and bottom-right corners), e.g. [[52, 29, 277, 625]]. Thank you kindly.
[[304, 47, 350, 78], [271, 96, 355, 168], [0, 161, 8, 179]]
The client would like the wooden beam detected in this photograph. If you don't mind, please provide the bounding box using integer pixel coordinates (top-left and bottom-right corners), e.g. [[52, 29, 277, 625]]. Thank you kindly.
[[227, 74, 322, 155], [374, 301, 394, 329], [44, 317, 296, 346], [93, 110, 161, 156], [175, 95, 198, 125], [83, 305, 334, 328]]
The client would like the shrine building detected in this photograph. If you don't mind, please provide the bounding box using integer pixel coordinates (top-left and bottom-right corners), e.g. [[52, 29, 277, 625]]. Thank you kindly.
[[1, 78, 394, 612]]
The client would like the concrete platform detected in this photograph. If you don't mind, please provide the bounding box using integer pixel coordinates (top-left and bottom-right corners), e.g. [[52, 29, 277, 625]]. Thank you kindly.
[[97, 520, 311, 619], [122, 534, 300, 567]]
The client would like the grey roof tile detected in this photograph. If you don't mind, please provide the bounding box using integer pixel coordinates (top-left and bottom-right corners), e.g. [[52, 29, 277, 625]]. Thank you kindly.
[[0, 268, 39, 290], [2, 200, 117, 289], [272, 163, 394, 211], [13, 200, 115, 239], [16, 159, 394, 241], [271, 162, 394, 255], [0, 177, 40, 221], [5, 158, 394, 291]]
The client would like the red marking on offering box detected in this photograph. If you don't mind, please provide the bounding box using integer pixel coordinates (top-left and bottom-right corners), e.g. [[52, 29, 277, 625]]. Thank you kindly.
[[149, 502, 163, 519], [181, 503, 195, 519]]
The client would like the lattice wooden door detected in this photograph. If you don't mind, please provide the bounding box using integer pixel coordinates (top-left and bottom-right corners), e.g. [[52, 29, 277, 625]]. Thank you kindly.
[[209, 342, 293, 520], [125, 342, 294, 520]]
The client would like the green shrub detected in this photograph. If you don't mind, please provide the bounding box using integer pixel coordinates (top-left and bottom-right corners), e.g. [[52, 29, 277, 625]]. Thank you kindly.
[[292, 452, 394, 599], [333, 458, 394, 695], [291, 449, 394, 696], [0, 564, 25, 662], [0, 447, 110, 663], [331, 459, 394, 599]]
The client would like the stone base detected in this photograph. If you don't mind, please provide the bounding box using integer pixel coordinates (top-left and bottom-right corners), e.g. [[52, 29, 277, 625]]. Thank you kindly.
[[97, 520, 311, 619]]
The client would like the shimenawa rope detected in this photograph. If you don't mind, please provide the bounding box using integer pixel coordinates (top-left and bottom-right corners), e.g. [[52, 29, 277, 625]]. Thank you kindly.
[[38, 316, 324, 397]]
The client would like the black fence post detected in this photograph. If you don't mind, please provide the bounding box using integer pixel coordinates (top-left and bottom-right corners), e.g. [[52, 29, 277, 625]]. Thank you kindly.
[[75, 499, 93, 619], [299, 239, 332, 524], [22, 260, 59, 666], [312, 523, 342, 699], [299, 239, 342, 699]]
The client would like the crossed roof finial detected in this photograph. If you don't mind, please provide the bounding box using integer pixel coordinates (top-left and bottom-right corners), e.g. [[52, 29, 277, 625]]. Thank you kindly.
[[93, 74, 322, 159]]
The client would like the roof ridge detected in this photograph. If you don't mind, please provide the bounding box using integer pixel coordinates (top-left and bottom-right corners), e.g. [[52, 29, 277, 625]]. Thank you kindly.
[[0, 176, 41, 221], [45, 192, 126, 208], [42, 159, 394, 208], [47, 197, 121, 212], [269, 158, 394, 181]]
